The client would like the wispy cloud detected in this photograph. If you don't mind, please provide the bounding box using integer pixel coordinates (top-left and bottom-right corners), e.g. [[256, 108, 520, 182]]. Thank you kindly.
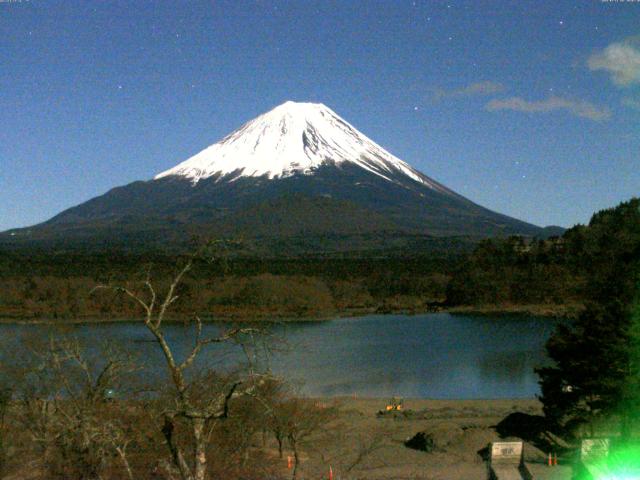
[[588, 40, 640, 87], [486, 96, 611, 121], [433, 81, 505, 100], [622, 97, 640, 111]]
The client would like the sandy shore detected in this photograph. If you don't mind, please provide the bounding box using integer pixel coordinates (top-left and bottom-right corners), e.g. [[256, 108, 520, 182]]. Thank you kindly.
[[290, 397, 572, 480]]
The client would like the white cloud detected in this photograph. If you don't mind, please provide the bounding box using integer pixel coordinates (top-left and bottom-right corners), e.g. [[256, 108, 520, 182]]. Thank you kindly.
[[486, 96, 611, 121], [433, 81, 505, 100], [588, 41, 640, 86]]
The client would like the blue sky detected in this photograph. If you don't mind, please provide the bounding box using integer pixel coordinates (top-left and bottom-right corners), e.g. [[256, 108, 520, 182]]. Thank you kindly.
[[1, 0, 639, 231]]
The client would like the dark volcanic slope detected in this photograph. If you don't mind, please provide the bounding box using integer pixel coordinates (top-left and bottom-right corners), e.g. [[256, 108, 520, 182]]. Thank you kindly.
[[1, 101, 545, 251], [2, 163, 542, 249]]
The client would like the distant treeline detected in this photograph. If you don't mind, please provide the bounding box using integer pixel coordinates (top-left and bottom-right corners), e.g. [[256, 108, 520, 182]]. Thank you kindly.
[[447, 198, 640, 313], [1, 198, 638, 321], [446, 236, 584, 309], [0, 253, 455, 320]]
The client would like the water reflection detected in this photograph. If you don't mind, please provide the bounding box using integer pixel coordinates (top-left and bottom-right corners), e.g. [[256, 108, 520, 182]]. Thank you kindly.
[[479, 350, 532, 382], [0, 313, 557, 399]]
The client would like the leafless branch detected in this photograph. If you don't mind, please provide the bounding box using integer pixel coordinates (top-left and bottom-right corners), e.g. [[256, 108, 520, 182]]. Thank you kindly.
[[157, 259, 193, 328]]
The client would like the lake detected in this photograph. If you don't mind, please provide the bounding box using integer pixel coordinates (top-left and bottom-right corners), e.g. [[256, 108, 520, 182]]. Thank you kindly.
[[0, 313, 557, 399]]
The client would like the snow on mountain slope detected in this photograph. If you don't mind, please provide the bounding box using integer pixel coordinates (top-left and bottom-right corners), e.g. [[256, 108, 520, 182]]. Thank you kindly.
[[155, 101, 453, 195]]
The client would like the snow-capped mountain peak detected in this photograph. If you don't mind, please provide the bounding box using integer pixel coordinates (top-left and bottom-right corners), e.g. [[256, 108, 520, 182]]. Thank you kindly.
[[4, 101, 544, 245], [154, 101, 451, 194]]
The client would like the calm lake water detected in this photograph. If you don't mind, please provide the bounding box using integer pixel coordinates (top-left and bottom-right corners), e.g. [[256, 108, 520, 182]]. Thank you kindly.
[[0, 313, 557, 399]]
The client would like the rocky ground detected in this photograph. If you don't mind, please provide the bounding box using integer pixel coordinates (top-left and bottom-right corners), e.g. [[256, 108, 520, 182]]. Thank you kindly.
[[290, 397, 573, 480]]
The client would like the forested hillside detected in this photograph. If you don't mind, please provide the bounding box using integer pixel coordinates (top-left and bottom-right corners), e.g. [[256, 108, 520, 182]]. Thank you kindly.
[[446, 198, 640, 314], [0, 198, 637, 322]]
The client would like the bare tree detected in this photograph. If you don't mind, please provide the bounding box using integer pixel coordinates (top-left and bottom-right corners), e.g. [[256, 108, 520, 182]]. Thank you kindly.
[[8, 334, 138, 480], [94, 255, 269, 480], [50, 337, 137, 479], [342, 429, 387, 475], [264, 393, 336, 480], [0, 385, 10, 478]]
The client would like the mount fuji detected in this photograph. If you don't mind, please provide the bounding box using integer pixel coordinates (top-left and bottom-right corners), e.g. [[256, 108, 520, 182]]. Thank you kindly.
[[2, 101, 548, 252], [154, 101, 449, 192]]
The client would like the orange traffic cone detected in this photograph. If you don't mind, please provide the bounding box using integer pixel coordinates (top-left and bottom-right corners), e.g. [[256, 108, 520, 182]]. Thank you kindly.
[[553, 453, 558, 466], [548, 453, 552, 466]]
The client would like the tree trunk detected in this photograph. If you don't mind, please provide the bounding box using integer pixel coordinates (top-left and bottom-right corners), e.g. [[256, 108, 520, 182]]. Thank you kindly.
[[621, 411, 631, 441], [291, 438, 299, 480], [277, 436, 283, 458], [162, 416, 194, 480], [115, 446, 134, 480], [193, 418, 207, 480]]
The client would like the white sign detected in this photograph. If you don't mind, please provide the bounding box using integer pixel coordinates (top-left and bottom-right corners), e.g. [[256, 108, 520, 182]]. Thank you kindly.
[[491, 442, 523, 464]]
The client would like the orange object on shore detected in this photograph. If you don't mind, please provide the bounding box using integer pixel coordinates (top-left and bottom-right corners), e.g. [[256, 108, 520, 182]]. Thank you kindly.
[[329, 465, 333, 480], [287, 456, 293, 469], [385, 396, 404, 412]]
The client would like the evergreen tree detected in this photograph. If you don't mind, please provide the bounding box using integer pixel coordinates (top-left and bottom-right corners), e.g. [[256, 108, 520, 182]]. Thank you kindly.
[[536, 199, 640, 438], [620, 290, 640, 439]]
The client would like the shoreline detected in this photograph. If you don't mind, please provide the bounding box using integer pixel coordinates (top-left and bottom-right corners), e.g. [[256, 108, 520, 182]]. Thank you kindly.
[[0, 303, 578, 325], [320, 396, 541, 405]]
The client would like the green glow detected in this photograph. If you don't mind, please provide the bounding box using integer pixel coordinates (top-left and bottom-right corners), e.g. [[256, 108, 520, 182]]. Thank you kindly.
[[588, 445, 640, 480]]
